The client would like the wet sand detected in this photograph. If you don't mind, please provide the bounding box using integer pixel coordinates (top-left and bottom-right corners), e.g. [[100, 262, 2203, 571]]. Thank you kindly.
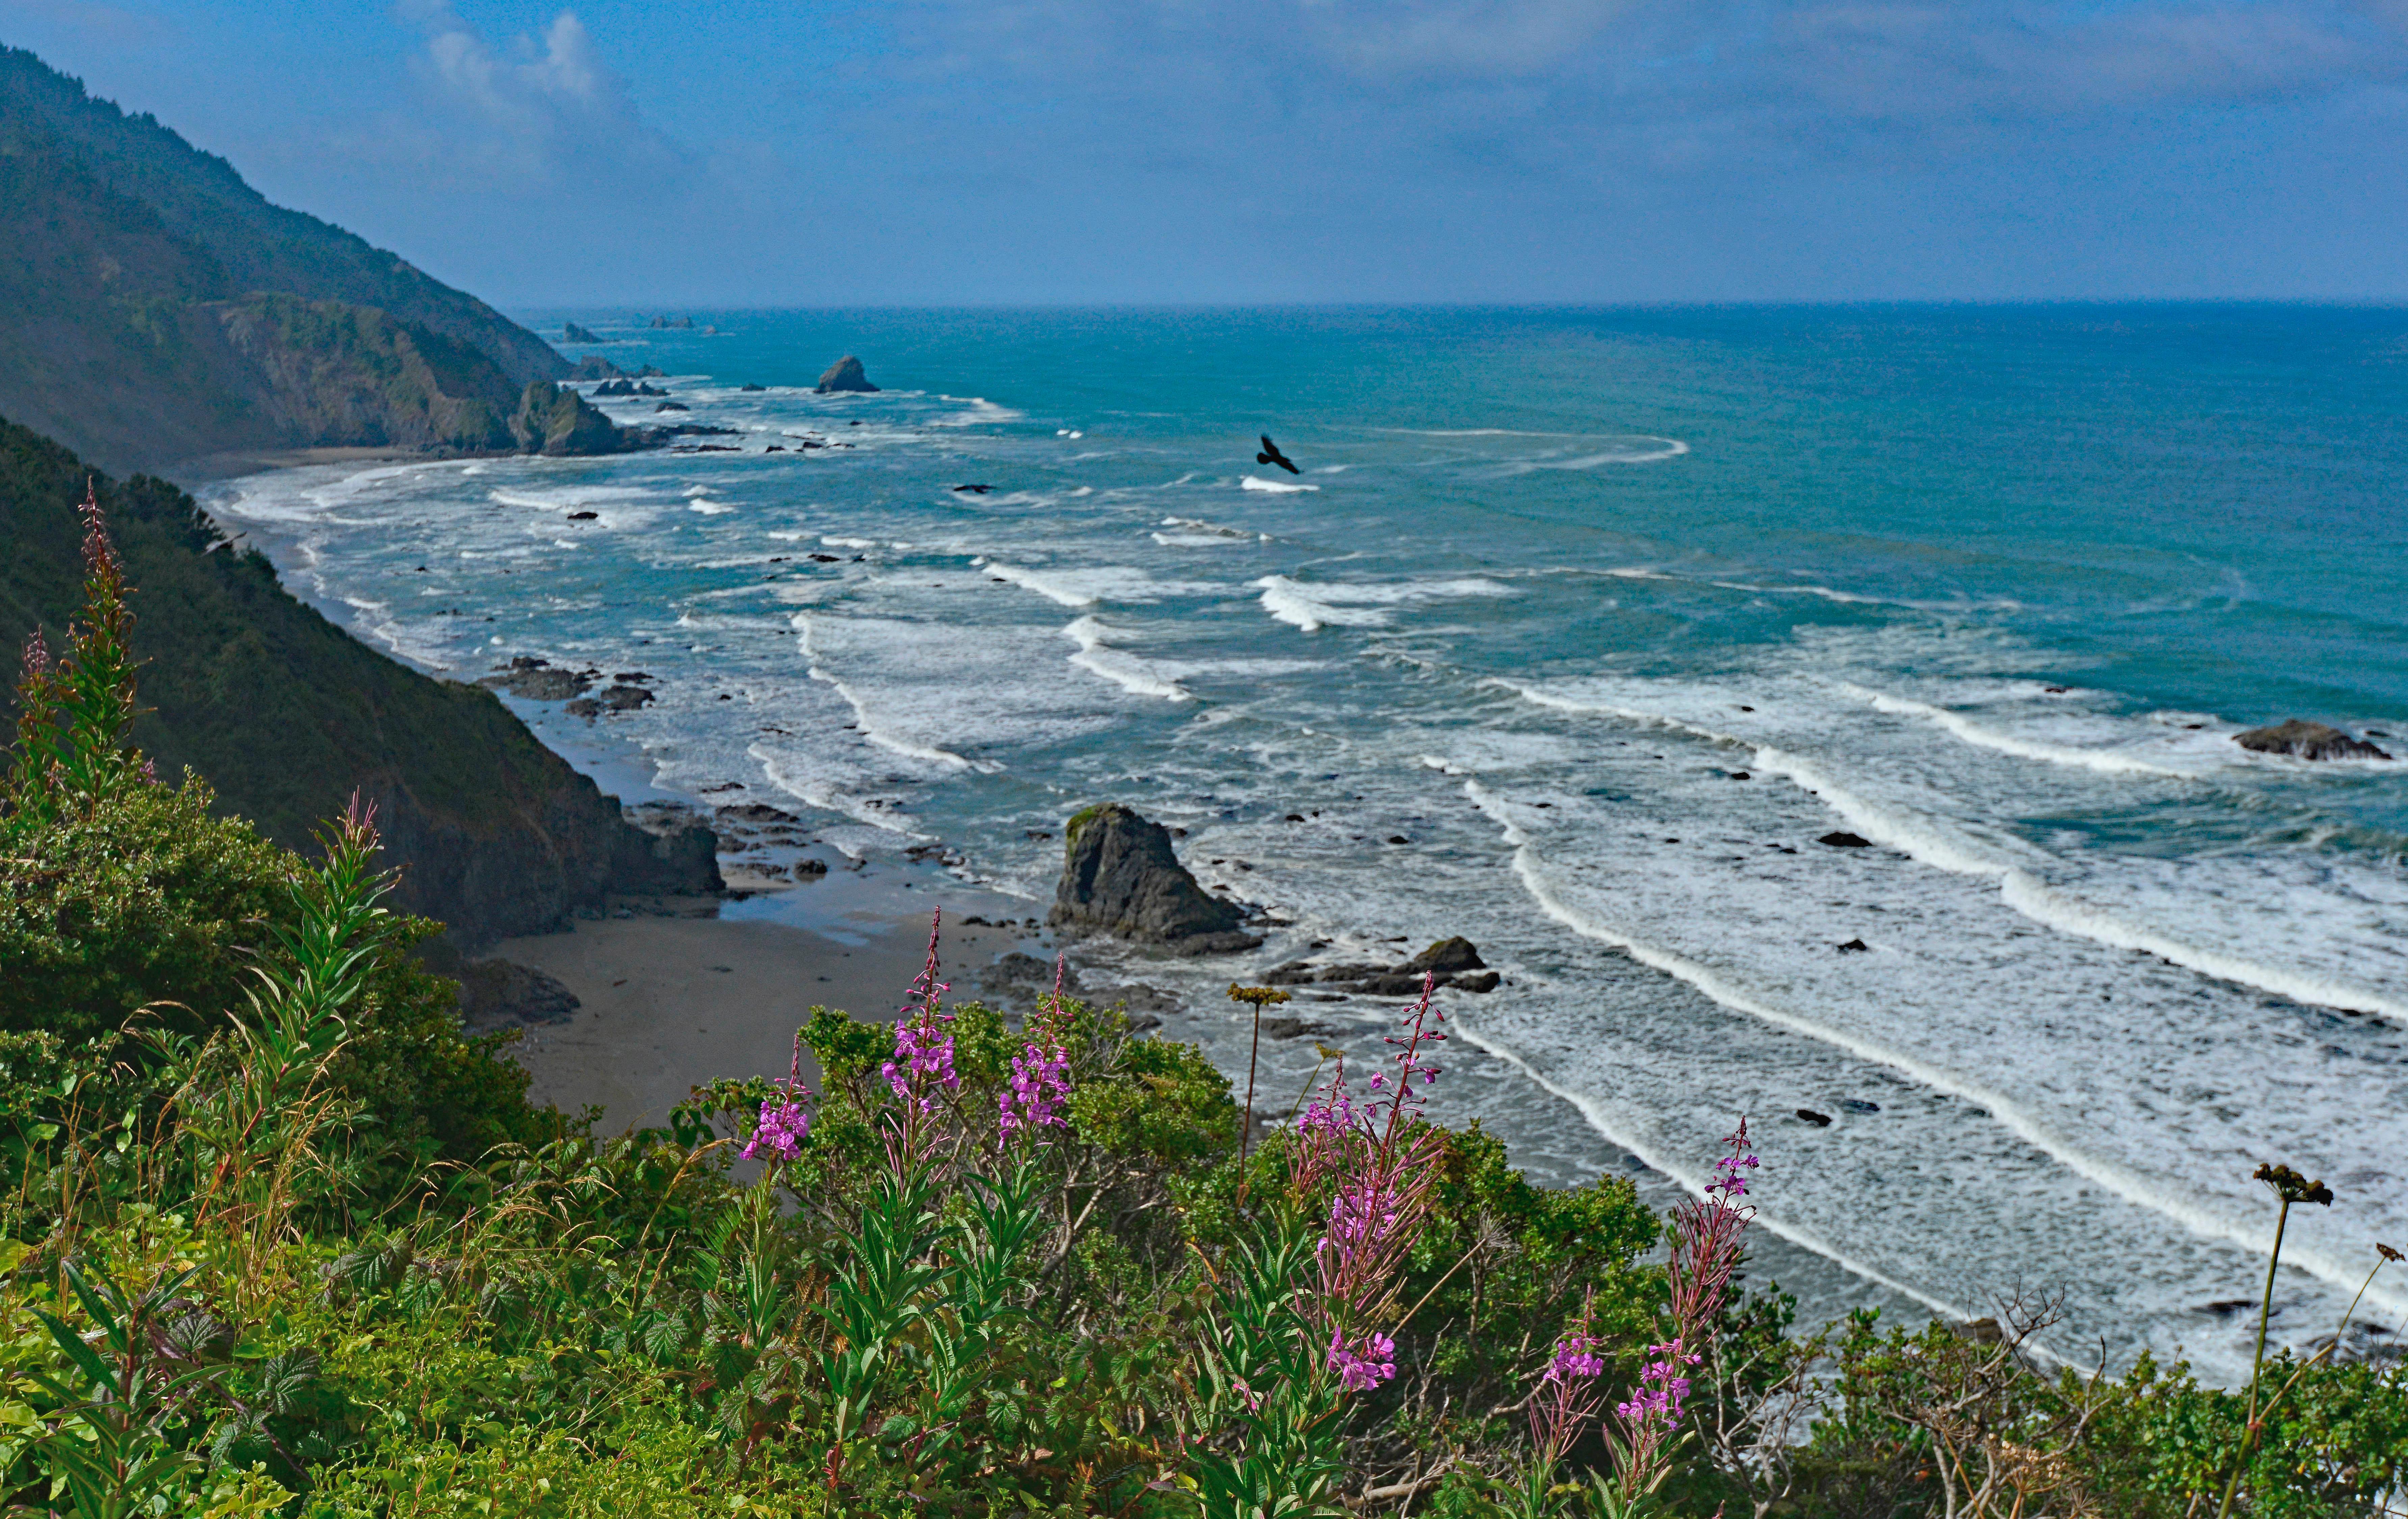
[[492, 912, 1029, 1133]]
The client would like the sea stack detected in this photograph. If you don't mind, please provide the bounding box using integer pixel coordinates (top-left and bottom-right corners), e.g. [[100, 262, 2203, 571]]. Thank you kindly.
[[2233, 720, 2391, 761], [1049, 803, 1262, 954], [563, 322, 600, 344], [815, 355, 880, 394]]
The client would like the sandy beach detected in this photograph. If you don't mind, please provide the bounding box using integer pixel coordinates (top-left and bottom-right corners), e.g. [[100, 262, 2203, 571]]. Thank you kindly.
[[491, 908, 1035, 1133]]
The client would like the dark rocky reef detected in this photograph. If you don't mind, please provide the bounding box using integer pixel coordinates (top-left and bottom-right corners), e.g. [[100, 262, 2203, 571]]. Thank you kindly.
[[1262, 936, 1499, 995], [478, 657, 593, 701], [567, 356, 665, 381], [2233, 719, 2392, 762], [650, 315, 697, 330], [562, 322, 600, 344], [815, 356, 879, 394], [1048, 803, 1261, 954]]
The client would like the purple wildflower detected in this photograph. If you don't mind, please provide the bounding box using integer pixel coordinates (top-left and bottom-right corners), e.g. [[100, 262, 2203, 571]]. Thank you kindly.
[[881, 914, 958, 1115], [1328, 1329, 1398, 1393], [743, 1031, 816, 1163], [1544, 1334, 1607, 1386], [999, 1039, 1071, 1145], [1614, 1339, 1701, 1424], [743, 1097, 811, 1161], [1708, 1139, 1758, 1201]]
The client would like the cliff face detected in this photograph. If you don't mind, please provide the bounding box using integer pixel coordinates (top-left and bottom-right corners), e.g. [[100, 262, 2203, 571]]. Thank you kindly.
[[0, 420, 720, 948], [0, 46, 607, 475]]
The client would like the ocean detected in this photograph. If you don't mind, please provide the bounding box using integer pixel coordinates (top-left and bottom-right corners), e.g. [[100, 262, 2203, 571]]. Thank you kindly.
[[199, 304, 2408, 1383]]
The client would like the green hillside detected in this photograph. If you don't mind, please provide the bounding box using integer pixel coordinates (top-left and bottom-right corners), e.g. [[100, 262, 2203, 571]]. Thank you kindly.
[[0, 45, 587, 475], [0, 418, 717, 947]]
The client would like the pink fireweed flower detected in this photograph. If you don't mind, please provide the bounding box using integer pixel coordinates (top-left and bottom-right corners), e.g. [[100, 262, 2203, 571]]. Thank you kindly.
[[1544, 1334, 1607, 1387], [1614, 1340, 1700, 1424], [744, 1097, 811, 1161], [999, 1039, 1071, 1144], [1328, 1329, 1398, 1393], [743, 1031, 816, 1162], [881, 914, 958, 1114]]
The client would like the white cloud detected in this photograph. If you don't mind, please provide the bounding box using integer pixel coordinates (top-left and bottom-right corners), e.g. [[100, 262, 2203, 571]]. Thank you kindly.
[[385, 2, 686, 188]]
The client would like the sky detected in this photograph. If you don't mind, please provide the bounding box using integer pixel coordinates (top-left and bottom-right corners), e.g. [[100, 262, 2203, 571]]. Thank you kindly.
[[4, 0, 2407, 305]]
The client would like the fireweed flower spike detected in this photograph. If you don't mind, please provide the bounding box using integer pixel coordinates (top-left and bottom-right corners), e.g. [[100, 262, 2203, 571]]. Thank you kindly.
[[879, 913, 958, 1168], [1604, 1120, 1757, 1499], [743, 1031, 815, 1162], [1528, 1291, 1610, 1460]]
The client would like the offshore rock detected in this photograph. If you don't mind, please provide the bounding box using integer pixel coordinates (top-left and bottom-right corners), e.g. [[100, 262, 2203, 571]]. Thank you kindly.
[[477, 662, 591, 701], [512, 381, 628, 456], [1400, 937, 1485, 975], [2233, 719, 2391, 761], [1049, 803, 1262, 954], [815, 355, 879, 393], [563, 322, 601, 344]]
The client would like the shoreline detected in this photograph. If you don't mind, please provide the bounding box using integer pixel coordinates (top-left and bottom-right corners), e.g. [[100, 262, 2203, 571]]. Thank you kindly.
[[493, 909, 1038, 1133], [182, 447, 1058, 1131], [165, 444, 490, 489]]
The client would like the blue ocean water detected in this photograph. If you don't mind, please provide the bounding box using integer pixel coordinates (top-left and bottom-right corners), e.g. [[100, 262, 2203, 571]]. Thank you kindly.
[[203, 305, 2408, 1381]]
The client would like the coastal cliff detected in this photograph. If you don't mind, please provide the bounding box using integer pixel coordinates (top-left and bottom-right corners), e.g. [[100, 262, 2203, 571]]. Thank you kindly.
[[0, 419, 719, 948], [0, 46, 610, 475]]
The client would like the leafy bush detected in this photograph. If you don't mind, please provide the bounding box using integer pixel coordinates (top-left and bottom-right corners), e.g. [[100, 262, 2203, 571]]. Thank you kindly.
[[0, 492, 2400, 1518]]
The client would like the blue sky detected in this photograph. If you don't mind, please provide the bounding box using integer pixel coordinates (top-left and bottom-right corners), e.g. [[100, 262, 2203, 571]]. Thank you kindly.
[[5, 0, 2406, 304]]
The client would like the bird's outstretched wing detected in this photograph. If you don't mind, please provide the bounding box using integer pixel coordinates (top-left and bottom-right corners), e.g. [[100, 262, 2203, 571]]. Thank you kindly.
[[1261, 435, 1277, 454]]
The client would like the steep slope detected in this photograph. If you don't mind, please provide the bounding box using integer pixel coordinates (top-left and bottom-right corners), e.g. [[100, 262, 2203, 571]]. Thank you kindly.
[[0, 46, 562, 386], [0, 46, 597, 475], [0, 418, 719, 948]]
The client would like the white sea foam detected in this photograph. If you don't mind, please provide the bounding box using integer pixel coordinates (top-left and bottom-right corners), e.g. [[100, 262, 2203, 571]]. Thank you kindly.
[[1461, 778, 2408, 1320], [1241, 475, 1319, 493], [1839, 684, 2202, 777], [1152, 516, 1259, 547], [1489, 674, 2408, 1020], [822, 536, 877, 549], [1064, 617, 1194, 701], [983, 562, 1215, 608], [1251, 575, 1514, 632]]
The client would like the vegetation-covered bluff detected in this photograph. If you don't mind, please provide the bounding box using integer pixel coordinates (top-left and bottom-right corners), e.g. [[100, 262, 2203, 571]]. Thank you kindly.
[[0, 45, 628, 475], [0, 422, 716, 948]]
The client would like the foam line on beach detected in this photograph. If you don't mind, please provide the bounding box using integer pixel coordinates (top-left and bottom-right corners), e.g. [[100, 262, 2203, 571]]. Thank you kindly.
[[1252, 575, 1514, 632], [1445, 1016, 1975, 1326], [1752, 745, 2408, 1020], [1488, 677, 2408, 1020], [1064, 616, 1194, 702], [750, 747, 933, 841], [1241, 475, 1319, 493], [1838, 684, 2196, 777], [1462, 780, 2408, 1314], [804, 667, 985, 771]]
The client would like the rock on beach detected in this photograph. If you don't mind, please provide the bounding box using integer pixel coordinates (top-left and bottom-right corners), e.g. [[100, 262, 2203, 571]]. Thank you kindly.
[[1048, 803, 1261, 954]]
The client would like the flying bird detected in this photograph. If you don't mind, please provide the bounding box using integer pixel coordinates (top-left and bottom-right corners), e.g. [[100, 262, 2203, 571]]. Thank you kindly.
[[1256, 435, 1300, 474]]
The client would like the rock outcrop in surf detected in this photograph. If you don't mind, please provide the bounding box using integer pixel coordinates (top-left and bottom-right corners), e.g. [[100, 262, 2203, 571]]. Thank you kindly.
[[1261, 936, 1500, 995], [2233, 719, 2391, 761], [562, 322, 600, 344], [815, 356, 879, 394], [1049, 803, 1261, 954]]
